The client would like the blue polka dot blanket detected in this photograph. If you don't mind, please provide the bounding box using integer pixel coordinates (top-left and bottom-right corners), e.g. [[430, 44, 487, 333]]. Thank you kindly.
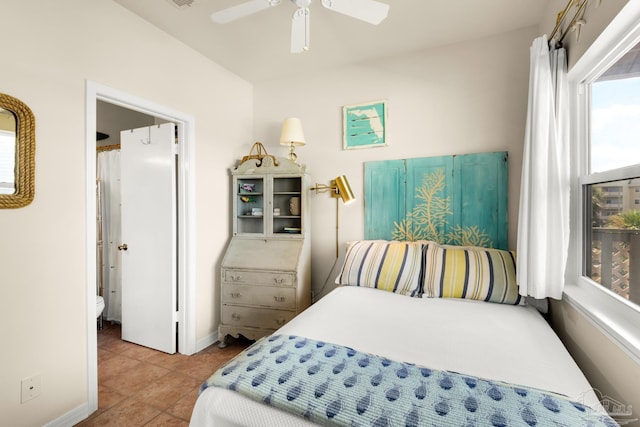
[[201, 334, 618, 426]]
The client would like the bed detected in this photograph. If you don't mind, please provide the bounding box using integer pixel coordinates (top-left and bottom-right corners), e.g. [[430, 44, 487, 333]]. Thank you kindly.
[[191, 241, 615, 426]]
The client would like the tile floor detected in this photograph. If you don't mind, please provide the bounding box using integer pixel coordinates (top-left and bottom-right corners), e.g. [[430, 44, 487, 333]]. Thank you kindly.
[[76, 322, 251, 426]]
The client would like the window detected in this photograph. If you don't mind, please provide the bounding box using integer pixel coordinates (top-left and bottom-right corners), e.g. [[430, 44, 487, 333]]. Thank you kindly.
[[583, 41, 640, 307], [567, 2, 640, 364], [602, 186, 622, 193]]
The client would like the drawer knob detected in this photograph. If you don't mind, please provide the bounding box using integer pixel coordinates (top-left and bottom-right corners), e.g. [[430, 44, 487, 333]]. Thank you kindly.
[[274, 277, 285, 284], [231, 313, 241, 321], [276, 318, 286, 326], [230, 275, 241, 282], [230, 292, 241, 298], [274, 296, 286, 302]]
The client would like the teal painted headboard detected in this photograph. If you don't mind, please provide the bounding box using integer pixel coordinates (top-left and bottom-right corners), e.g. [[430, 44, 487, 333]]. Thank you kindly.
[[364, 151, 508, 249]]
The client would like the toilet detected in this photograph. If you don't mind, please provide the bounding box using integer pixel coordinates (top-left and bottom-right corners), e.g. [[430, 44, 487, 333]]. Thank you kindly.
[[96, 295, 105, 317], [96, 295, 105, 329]]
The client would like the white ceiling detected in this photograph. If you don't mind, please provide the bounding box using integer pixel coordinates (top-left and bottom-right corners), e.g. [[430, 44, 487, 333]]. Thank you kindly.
[[113, 0, 549, 83]]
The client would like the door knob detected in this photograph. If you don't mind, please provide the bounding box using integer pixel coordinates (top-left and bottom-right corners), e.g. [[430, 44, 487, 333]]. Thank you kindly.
[[118, 244, 128, 251]]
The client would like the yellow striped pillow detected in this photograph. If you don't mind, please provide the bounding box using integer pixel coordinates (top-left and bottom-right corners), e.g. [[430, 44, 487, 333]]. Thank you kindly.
[[335, 240, 423, 296], [422, 244, 522, 304]]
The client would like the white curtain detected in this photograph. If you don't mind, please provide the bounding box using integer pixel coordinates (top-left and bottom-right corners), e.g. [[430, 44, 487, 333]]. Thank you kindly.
[[97, 150, 122, 322], [517, 35, 570, 300]]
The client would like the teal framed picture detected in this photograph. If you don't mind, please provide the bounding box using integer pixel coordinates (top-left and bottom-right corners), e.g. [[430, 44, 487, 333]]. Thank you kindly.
[[343, 100, 387, 150]]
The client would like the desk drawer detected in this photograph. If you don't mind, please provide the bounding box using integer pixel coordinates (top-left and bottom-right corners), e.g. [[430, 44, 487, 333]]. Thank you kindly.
[[221, 305, 295, 330], [223, 269, 294, 286], [222, 284, 296, 309]]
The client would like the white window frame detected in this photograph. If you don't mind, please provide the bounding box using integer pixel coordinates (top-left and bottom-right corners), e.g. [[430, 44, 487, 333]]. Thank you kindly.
[[565, 1, 640, 365]]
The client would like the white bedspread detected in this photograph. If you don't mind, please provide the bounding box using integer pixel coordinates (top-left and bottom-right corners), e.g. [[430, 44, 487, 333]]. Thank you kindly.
[[190, 286, 602, 426]]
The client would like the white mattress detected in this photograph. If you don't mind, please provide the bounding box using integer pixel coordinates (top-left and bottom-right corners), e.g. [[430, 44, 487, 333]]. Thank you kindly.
[[190, 286, 602, 426]]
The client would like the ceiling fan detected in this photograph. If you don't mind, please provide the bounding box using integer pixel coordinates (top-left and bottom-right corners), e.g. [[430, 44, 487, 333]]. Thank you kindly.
[[210, 0, 390, 53]]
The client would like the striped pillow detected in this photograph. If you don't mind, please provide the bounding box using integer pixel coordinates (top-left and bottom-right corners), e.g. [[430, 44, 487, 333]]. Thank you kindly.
[[422, 244, 522, 305], [335, 240, 424, 296]]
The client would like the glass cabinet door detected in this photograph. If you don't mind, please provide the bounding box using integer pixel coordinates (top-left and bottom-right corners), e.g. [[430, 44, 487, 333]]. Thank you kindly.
[[235, 177, 265, 235], [272, 176, 302, 235]]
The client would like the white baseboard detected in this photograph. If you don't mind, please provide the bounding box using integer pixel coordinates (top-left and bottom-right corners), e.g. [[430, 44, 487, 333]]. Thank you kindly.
[[195, 330, 219, 353], [43, 403, 91, 427]]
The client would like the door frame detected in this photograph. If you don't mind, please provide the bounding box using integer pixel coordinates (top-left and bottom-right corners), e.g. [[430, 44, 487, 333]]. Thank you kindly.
[[84, 80, 197, 412]]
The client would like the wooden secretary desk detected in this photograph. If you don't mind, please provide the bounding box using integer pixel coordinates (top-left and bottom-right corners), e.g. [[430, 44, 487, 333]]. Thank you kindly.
[[218, 154, 311, 347]]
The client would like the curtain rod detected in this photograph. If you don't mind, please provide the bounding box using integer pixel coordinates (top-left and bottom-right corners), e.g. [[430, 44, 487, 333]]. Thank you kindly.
[[96, 143, 120, 152], [548, 0, 590, 47]]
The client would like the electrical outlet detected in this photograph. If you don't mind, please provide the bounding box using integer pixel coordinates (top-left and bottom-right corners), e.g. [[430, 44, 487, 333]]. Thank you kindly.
[[21, 374, 41, 403]]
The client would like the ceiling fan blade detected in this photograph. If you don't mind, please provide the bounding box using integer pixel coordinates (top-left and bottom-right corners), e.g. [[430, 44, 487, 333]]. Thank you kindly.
[[210, 0, 281, 24], [320, 0, 389, 25], [291, 7, 310, 53]]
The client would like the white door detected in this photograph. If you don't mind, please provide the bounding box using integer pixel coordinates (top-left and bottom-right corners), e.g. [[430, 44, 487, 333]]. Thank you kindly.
[[120, 123, 177, 354]]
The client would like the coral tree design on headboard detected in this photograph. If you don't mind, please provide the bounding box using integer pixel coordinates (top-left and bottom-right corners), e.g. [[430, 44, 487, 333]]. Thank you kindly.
[[365, 151, 508, 249], [392, 168, 493, 247]]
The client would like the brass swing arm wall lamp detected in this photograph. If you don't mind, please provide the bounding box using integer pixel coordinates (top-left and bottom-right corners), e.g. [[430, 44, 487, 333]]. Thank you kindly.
[[310, 175, 355, 204], [311, 175, 355, 257]]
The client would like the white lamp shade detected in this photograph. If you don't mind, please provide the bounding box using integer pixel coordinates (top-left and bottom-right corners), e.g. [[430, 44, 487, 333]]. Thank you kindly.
[[280, 117, 306, 146]]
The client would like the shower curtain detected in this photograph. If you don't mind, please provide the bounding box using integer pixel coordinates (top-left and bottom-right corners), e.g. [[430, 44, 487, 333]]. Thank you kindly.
[[97, 150, 122, 322]]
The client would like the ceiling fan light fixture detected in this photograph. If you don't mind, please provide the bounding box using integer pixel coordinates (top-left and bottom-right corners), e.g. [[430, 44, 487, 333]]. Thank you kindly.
[[211, 0, 389, 51]]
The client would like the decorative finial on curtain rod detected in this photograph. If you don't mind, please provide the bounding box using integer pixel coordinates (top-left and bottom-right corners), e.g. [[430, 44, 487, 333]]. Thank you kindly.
[[548, 0, 593, 49]]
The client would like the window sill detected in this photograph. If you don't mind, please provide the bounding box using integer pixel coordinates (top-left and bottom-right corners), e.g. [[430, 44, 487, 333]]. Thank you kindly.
[[562, 281, 640, 365]]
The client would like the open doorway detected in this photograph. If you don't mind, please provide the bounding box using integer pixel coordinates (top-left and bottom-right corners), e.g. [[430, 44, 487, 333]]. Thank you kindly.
[[85, 81, 196, 414]]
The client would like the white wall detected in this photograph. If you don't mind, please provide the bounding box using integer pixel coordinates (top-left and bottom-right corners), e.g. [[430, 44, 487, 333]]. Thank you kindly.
[[0, 0, 252, 425], [254, 26, 538, 297], [551, 299, 640, 425]]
